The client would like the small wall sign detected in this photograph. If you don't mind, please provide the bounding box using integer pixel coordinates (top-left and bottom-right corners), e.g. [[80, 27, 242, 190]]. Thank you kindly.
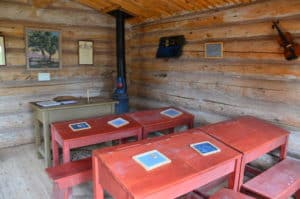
[[205, 42, 223, 58]]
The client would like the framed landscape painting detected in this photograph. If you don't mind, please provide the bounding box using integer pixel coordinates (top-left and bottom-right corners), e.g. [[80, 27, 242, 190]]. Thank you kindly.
[[26, 28, 61, 69]]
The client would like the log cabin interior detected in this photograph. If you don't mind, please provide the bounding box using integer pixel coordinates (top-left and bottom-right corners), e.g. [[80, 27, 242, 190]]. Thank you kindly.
[[0, 0, 300, 198]]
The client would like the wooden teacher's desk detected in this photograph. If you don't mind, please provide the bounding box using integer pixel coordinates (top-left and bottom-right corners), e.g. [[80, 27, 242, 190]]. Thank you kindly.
[[126, 107, 194, 139], [30, 98, 117, 167], [199, 116, 289, 190], [92, 129, 242, 199], [51, 114, 142, 166]]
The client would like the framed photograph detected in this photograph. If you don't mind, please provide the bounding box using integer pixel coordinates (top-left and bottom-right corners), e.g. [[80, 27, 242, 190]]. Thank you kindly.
[[26, 28, 61, 69], [205, 42, 223, 58], [78, 40, 93, 65], [0, 36, 6, 66]]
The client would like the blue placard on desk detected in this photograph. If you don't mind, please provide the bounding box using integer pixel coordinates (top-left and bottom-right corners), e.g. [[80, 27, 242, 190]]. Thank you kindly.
[[160, 108, 182, 118], [107, 117, 129, 128], [69, 122, 91, 131], [190, 141, 220, 156], [132, 150, 171, 171]]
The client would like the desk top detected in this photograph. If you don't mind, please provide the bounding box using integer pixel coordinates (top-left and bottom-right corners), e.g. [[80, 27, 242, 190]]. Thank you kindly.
[[126, 107, 194, 126], [199, 116, 289, 154], [93, 129, 241, 199], [30, 97, 117, 110], [51, 114, 142, 141]]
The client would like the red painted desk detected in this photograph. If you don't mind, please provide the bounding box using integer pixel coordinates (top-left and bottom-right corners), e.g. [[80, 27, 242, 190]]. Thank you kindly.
[[126, 107, 194, 139], [199, 116, 289, 190], [51, 114, 143, 166], [92, 129, 242, 199]]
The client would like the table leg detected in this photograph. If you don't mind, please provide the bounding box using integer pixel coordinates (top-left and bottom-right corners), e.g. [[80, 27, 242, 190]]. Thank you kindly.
[[34, 118, 42, 158], [93, 156, 104, 199], [51, 125, 59, 167], [228, 157, 241, 191], [43, 121, 52, 167]]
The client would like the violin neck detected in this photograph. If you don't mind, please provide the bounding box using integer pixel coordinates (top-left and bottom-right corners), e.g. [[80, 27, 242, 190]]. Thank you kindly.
[[272, 22, 290, 45]]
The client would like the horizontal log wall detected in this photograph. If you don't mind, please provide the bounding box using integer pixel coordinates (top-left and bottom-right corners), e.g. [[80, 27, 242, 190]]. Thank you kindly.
[[0, 0, 115, 148], [128, 0, 300, 157]]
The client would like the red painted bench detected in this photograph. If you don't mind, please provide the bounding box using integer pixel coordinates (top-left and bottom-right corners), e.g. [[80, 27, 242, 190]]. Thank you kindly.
[[45, 157, 92, 199], [209, 188, 254, 199], [242, 158, 300, 199]]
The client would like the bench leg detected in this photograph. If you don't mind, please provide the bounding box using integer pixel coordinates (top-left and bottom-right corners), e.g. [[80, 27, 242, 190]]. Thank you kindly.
[[52, 183, 71, 199]]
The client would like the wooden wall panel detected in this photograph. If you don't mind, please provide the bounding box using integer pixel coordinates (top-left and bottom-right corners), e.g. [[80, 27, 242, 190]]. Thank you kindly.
[[0, 1, 115, 148], [128, 0, 300, 157]]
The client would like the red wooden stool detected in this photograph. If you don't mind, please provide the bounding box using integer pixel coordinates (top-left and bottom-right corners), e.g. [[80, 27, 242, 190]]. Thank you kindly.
[[242, 158, 300, 199], [210, 188, 254, 199]]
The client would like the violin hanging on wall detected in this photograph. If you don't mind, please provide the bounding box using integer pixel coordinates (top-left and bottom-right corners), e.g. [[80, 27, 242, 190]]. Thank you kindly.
[[272, 20, 300, 60]]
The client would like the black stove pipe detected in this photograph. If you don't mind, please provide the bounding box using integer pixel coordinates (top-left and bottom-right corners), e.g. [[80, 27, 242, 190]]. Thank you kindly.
[[109, 10, 132, 113]]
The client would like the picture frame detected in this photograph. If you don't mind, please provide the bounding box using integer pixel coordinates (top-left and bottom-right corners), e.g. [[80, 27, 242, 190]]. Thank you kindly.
[[205, 42, 223, 58], [26, 28, 61, 70], [78, 40, 93, 65], [0, 35, 6, 66]]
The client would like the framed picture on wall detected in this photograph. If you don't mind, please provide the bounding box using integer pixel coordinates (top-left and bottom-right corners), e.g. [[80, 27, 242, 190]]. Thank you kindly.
[[26, 28, 61, 69], [78, 40, 93, 65], [205, 42, 223, 58], [0, 36, 6, 66]]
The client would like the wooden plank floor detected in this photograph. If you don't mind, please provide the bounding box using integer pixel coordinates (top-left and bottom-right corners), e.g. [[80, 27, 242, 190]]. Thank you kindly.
[[0, 143, 113, 199]]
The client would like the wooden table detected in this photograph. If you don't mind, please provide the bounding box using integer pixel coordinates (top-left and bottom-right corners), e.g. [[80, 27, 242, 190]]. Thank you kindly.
[[30, 98, 117, 167], [199, 116, 289, 190], [92, 129, 242, 199], [51, 114, 143, 166], [126, 107, 194, 139]]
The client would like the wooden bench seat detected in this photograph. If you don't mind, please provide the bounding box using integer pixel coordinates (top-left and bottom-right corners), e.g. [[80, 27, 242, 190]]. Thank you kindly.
[[45, 157, 92, 199], [242, 158, 300, 199], [210, 188, 254, 199]]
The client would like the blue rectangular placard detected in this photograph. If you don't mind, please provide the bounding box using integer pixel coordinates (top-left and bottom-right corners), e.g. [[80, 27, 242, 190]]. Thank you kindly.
[[160, 108, 182, 118], [190, 141, 220, 156], [107, 117, 129, 128], [132, 150, 171, 171], [69, 122, 91, 131]]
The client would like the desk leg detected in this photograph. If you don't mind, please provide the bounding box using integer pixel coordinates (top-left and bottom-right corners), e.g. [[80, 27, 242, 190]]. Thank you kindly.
[[228, 157, 241, 191], [93, 156, 104, 199], [188, 120, 194, 129], [51, 125, 59, 167], [43, 121, 52, 167], [280, 136, 288, 160], [62, 144, 71, 163], [295, 190, 300, 199], [142, 131, 149, 139], [237, 158, 246, 191]]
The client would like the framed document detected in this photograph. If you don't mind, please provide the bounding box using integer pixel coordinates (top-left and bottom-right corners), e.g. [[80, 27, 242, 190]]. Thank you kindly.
[[78, 40, 93, 65], [190, 141, 221, 156], [205, 42, 223, 58], [107, 117, 129, 128], [69, 122, 91, 131], [0, 36, 6, 66], [160, 108, 182, 118], [132, 150, 171, 171]]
